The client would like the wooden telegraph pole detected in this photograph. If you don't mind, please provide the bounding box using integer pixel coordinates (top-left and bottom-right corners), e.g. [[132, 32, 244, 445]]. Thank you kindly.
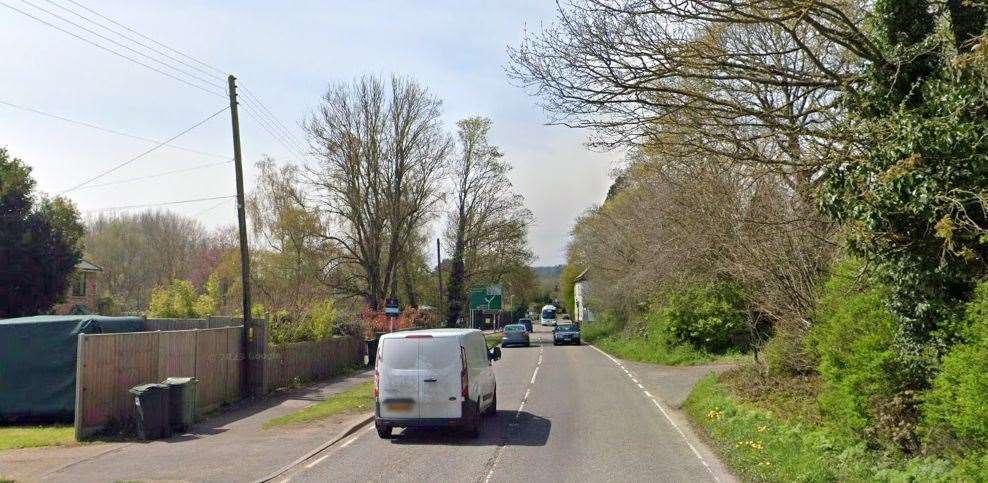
[[436, 238, 443, 322], [228, 75, 254, 397]]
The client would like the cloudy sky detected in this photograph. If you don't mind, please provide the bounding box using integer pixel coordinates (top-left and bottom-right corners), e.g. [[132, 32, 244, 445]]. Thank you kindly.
[[0, 0, 619, 265]]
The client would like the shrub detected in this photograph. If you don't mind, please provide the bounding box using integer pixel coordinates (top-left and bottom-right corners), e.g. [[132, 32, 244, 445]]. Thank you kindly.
[[923, 281, 988, 448], [659, 281, 748, 353], [580, 311, 622, 343], [807, 258, 906, 440], [761, 326, 815, 377], [148, 279, 214, 318]]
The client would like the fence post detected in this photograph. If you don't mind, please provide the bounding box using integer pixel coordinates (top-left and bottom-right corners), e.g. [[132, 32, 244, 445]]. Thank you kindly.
[[73, 333, 86, 441], [246, 318, 267, 397]]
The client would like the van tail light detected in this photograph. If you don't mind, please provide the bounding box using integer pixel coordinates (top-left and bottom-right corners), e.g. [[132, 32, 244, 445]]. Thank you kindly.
[[460, 346, 469, 399], [374, 349, 381, 399]]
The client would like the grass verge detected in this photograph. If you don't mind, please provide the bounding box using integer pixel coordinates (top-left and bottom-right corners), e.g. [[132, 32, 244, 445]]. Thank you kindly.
[[683, 372, 987, 481], [263, 382, 373, 429], [583, 315, 744, 366], [485, 333, 502, 348], [0, 425, 76, 450]]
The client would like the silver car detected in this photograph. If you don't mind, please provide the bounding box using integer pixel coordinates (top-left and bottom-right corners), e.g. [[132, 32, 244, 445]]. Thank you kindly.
[[501, 324, 530, 347]]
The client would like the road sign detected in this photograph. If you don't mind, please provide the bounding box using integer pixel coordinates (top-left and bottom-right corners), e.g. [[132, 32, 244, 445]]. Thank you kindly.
[[468, 284, 502, 311], [384, 298, 400, 316]]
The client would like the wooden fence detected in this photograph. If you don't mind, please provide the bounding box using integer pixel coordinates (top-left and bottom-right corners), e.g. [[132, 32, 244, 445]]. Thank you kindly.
[[262, 337, 363, 394], [74, 326, 242, 439], [143, 316, 241, 331]]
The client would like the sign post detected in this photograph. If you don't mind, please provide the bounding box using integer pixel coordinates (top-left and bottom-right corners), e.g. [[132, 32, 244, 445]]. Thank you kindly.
[[384, 298, 400, 332]]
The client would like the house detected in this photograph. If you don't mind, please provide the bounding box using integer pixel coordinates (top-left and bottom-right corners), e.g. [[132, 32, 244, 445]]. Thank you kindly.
[[573, 268, 595, 323], [52, 260, 102, 315]]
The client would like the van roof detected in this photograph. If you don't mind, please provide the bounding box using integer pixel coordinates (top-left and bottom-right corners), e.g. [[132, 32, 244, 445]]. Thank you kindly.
[[379, 328, 481, 340]]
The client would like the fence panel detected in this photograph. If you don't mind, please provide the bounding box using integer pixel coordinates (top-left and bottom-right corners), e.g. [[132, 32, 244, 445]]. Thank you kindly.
[[262, 337, 362, 393], [75, 326, 243, 439]]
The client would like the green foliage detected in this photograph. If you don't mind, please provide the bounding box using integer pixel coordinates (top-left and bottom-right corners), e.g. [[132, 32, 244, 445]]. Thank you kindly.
[[0, 148, 84, 317], [685, 374, 986, 482], [148, 279, 215, 318], [267, 299, 343, 344], [807, 258, 904, 438], [823, 4, 988, 383], [923, 281, 988, 447], [659, 281, 748, 353], [591, 310, 742, 366], [761, 327, 816, 377], [559, 263, 580, 315]]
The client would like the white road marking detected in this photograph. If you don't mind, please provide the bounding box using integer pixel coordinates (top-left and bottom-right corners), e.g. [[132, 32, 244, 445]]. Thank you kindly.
[[304, 453, 331, 469], [530, 367, 540, 384], [589, 344, 720, 483], [631, 377, 639, 384], [637, 383, 645, 389]]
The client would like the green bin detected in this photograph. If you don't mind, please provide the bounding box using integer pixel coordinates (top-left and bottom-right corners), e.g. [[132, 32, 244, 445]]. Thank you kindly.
[[162, 377, 198, 433], [129, 383, 172, 440]]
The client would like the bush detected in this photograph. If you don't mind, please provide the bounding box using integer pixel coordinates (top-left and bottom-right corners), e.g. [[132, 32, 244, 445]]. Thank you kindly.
[[923, 281, 988, 448], [659, 281, 748, 353], [761, 327, 815, 377], [148, 279, 215, 318], [807, 258, 906, 439], [580, 311, 622, 343]]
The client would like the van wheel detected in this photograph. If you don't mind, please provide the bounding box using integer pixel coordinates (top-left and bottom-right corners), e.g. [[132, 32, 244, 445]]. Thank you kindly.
[[484, 391, 497, 416], [464, 402, 481, 438], [376, 422, 393, 439]]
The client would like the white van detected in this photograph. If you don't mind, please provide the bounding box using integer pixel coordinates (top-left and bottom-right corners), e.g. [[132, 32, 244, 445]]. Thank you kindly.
[[374, 329, 501, 438]]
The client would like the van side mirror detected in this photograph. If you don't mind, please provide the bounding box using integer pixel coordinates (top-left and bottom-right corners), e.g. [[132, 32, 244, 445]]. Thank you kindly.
[[490, 346, 501, 361]]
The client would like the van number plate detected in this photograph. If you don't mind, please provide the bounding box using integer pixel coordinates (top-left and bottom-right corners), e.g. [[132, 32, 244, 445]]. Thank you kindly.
[[386, 402, 413, 412]]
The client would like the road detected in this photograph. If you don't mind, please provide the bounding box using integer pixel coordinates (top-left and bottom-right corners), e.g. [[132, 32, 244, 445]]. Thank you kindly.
[[277, 326, 734, 483]]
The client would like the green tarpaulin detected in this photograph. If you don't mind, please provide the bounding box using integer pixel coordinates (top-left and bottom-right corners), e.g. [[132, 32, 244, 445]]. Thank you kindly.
[[0, 315, 145, 422]]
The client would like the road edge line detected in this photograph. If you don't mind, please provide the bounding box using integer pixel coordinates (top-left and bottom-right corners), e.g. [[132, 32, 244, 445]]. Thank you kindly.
[[588, 344, 729, 483], [252, 412, 375, 483]]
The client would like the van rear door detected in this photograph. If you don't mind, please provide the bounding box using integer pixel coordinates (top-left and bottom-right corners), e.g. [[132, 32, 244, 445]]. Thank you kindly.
[[378, 337, 420, 419], [418, 336, 463, 419]]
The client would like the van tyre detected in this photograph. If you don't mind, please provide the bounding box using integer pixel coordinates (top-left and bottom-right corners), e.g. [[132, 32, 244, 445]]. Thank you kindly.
[[376, 422, 393, 439], [464, 401, 481, 438], [484, 390, 497, 416]]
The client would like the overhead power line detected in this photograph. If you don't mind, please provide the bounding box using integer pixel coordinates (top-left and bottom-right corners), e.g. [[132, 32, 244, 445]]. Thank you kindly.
[[60, 105, 229, 193], [85, 195, 236, 213], [44, 0, 227, 84], [69, 159, 232, 191], [64, 0, 227, 78], [0, 99, 230, 159], [17, 0, 225, 92], [0, 0, 225, 98]]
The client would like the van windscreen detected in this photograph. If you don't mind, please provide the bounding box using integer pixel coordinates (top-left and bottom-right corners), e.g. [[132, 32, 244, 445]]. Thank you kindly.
[[381, 339, 417, 369]]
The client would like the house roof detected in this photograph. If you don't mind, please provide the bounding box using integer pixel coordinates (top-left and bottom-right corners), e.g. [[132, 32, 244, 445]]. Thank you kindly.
[[77, 259, 102, 272], [574, 268, 589, 282]]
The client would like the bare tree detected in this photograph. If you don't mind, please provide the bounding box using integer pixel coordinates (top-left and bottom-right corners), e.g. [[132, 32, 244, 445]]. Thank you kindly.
[[305, 74, 451, 309], [445, 117, 533, 326]]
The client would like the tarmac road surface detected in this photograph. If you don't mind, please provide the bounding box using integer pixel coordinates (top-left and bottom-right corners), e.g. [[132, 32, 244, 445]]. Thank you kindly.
[[282, 326, 735, 483]]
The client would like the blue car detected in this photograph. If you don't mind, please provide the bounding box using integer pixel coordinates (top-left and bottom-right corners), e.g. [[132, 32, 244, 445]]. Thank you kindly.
[[502, 324, 531, 347], [552, 324, 581, 345]]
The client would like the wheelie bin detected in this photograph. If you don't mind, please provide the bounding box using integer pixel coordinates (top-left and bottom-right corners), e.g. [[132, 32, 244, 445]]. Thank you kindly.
[[162, 377, 198, 433], [129, 383, 172, 440]]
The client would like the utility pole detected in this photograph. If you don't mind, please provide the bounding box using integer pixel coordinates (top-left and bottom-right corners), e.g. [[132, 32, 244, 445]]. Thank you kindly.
[[228, 75, 253, 396], [436, 238, 443, 325]]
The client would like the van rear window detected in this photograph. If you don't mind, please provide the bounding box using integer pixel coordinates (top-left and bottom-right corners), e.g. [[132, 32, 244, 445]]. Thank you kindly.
[[381, 339, 417, 369]]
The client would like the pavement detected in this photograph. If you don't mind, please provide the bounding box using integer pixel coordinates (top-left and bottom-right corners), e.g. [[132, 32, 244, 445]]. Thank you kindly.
[[278, 326, 738, 483], [0, 370, 373, 483]]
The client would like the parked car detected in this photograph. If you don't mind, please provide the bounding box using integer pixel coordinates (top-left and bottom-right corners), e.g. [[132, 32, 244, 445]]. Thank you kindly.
[[374, 329, 500, 439], [517, 318, 534, 332], [552, 324, 581, 345], [502, 324, 530, 347]]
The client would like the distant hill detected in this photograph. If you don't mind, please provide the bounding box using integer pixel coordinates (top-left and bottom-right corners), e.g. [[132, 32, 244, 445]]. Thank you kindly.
[[533, 265, 564, 282]]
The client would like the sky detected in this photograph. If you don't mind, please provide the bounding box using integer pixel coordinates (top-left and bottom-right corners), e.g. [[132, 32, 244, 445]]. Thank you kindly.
[[0, 0, 620, 265]]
